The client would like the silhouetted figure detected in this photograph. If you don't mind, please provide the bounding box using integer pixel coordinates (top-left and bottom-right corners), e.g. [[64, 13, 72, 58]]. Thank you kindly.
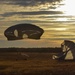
[[52, 40, 75, 60]]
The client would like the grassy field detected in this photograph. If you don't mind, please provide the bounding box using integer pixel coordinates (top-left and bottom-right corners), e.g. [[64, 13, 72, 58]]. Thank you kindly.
[[0, 52, 75, 75]]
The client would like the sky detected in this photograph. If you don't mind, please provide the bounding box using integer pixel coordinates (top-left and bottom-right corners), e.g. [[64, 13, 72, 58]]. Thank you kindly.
[[0, 0, 75, 48]]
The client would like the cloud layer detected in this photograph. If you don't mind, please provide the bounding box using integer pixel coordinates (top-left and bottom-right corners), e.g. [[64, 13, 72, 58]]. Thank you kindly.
[[0, 0, 62, 6], [0, 0, 75, 48]]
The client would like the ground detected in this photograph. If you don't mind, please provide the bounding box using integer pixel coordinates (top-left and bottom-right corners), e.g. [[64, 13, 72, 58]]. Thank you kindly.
[[0, 52, 75, 75]]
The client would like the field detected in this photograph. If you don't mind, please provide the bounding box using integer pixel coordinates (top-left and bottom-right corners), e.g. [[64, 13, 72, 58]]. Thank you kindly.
[[0, 48, 75, 75]]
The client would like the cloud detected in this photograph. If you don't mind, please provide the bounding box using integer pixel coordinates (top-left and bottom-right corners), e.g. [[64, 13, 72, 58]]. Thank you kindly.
[[0, 0, 62, 6], [1, 11, 63, 17], [0, 0, 63, 19]]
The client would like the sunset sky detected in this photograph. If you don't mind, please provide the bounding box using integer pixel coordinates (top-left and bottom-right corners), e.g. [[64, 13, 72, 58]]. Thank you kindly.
[[0, 0, 75, 48]]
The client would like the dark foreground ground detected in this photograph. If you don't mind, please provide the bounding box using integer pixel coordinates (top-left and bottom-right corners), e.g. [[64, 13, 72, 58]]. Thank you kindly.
[[0, 51, 75, 75]]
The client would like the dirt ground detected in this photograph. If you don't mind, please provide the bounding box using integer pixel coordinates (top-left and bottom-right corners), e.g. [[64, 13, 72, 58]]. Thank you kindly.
[[0, 52, 75, 75]]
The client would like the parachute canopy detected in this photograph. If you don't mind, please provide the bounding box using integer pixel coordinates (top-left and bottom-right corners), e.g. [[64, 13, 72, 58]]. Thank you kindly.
[[52, 40, 75, 60], [4, 23, 44, 40]]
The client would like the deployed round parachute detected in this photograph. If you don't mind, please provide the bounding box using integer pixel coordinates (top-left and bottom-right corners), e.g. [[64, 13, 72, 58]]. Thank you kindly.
[[52, 40, 75, 60], [4, 23, 44, 40]]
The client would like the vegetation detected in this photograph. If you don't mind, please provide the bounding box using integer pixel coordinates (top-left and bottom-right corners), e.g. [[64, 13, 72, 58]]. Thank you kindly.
[[0, 48, 74, 75], [0, 47, 62, 53]]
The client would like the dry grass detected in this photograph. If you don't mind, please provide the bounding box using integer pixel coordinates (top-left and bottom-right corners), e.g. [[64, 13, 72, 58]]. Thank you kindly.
[[0, 52, 75, 75]]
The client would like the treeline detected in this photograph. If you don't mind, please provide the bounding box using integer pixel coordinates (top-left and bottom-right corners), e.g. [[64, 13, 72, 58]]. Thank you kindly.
[[0, 47, 62, 53]]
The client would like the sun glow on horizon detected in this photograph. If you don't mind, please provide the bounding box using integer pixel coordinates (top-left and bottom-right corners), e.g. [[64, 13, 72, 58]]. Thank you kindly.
[[56, 0, 75, 16], [55, 28, 67, 31], [56, 18, 68, 21]]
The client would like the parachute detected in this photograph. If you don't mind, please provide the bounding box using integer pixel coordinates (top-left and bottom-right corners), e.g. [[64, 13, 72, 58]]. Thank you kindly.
[[52, 40, 75, 60], [4, 23, 44, 41]]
